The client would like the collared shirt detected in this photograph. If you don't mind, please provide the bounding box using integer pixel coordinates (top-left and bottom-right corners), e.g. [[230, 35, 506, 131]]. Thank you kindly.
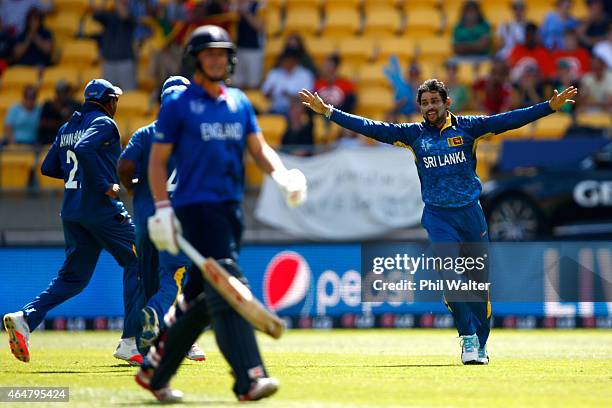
[[154, 83, 260, 207], [329, 102, 554, 208]]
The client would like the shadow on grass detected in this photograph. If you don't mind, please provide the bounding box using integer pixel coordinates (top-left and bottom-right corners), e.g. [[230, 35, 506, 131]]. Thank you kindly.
[[115, 400, 238, 406]]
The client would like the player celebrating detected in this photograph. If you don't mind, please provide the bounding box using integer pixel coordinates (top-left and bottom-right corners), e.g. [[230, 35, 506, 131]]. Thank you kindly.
[[117, 76, 205, 361], [3, 79, 145, 365], [300, 80, 577, 365], [134, 25, 307, 402]]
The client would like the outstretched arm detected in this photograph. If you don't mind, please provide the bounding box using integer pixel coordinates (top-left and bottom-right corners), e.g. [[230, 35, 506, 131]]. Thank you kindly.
[[299, 89, 417, 146], [469, 86, 578, 138]]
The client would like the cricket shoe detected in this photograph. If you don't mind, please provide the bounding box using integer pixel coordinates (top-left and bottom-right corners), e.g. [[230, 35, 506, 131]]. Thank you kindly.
[[477, 345, 489, 365], [238, 377, 280, 401], [140, 307, 160, 348], [460, 334, 480, 365], [113, 337, 143, 366], [3, 311, 30, 363], [186, 343, 206, 361], [135, 366, 183, 403]]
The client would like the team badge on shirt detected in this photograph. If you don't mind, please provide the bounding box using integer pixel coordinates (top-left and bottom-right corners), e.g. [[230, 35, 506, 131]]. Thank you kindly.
[[190, 100, 206, 114], [447, 136, 464, 147]]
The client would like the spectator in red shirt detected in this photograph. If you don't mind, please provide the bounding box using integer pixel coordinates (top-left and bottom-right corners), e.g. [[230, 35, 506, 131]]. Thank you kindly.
[[314, 53, 356, 114], [553, 28, 592, 77], [508, 22, 554, 81], [472, 59, 512, 114]]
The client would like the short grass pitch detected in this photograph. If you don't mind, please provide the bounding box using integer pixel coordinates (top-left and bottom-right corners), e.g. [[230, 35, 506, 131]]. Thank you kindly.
[[1, 329, 611, 407]]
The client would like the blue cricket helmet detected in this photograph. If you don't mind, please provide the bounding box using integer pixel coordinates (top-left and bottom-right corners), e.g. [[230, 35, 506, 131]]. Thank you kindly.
[[83, 79, 122, 102]]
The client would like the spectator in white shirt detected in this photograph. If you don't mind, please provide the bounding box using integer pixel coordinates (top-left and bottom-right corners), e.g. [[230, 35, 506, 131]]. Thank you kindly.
[[261, 49, 314, 115], [580, 56, 612, 112], [496, 0, 528, 59], [593, 27, 612, 68]]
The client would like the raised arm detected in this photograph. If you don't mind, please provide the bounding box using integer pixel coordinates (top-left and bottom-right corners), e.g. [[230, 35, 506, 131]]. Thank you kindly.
[[468, 86, 578, 138], [298, 89, 417, 146]]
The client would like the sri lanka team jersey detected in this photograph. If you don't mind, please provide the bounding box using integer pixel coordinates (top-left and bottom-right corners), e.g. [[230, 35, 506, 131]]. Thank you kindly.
[[41, 104, 127, 220], [153, 83, 260, 208], [329, 102, 554, 208]]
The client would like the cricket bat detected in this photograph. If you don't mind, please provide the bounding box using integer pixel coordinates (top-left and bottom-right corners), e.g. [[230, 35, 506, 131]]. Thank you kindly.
[[176, 234, 285, 339]]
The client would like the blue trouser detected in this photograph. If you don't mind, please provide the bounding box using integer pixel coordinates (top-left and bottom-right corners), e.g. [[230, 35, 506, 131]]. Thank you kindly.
[[152, 201, 266, 395], [421, 201, 492, 348], [22, 215, 145, 339], [137, 225, 190, 328], [136, 228, 160, 301], [147, 250, 189, 328]]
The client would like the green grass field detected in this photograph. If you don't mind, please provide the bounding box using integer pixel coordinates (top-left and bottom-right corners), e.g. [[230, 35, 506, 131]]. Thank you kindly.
[[1, 329, 611, 407]]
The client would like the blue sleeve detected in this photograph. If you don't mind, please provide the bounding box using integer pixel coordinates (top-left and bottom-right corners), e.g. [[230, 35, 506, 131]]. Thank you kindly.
[[5, 105, 18, 126], [120, 130, 143, 164], [74, 117, 118, 194], [461, 102, 554, 139], [155, 97, 180, 144], [40, 139, 63, 179], [329, 108, 420, 146]]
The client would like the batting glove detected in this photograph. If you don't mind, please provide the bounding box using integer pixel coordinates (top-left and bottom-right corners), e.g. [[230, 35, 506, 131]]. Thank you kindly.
[[272, 168, 308, 208], [148, 201, 181, 255]]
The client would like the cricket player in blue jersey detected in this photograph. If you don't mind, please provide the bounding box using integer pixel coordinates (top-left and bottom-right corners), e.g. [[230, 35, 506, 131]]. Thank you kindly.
[[117, 76, 205, 361], [134, 25, 307, 403], [300, 81, 577, 365], [3, 79, 146, 365]]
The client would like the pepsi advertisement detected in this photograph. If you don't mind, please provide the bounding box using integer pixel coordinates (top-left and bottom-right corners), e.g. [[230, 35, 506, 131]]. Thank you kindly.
[[0, 244, 611, 330]]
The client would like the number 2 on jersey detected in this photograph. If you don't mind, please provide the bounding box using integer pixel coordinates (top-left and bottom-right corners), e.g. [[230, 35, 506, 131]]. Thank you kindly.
[[65, 150, 79, 189]]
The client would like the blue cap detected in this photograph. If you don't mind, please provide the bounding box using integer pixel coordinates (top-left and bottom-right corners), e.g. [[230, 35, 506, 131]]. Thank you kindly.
[[161, 76, 190, 96], [161, 85, 187, 105], [83, 79, 123, 101]]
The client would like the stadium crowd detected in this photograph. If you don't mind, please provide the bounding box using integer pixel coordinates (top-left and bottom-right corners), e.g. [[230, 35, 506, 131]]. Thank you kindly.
[[0, 0, 611, 187]]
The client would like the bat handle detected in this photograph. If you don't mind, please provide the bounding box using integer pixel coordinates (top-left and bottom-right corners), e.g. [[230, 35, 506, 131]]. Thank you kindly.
[[176, 234, 206, 266]]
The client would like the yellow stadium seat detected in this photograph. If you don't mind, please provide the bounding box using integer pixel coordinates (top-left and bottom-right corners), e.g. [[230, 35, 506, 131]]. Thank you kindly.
[[356, 86, 394, 118], [532, 114, 572, 139], [137, 64, 156, 93], [375, 37, 418, 64], [337, 61, 358, 80], [40, 66, 80, 93], [264, 37, 284, 72], [357, 64, 389, 88], [117, 91, 151, 117], [60, 40, 99, 69], [244, 90, 271, 114], [46, 12, 82, 40], [321, 7, 361, 37], [0, 147, 35, 190], [364, 0, 398, 7], [245, 154, 264, 187], [363, 6, 403, 37], [303, 36, 338, 65], [416, 36, 452, 65], [405, 6, 441, 37], [54, 0, 88, 14], [81, 15, 104, 37], [285, 0, 321, 12], [1, 66, 39, 92], [79, 66, 103, 85], [526, 4, 552, 24], [325, 0, 361, 8], [284, 7, 320, 36], [36, 146, 64, 190], [262, 6, 282, 37], [337, 37, 377, 66], [576, 112, 612, 129], [257, 114, 287, 146]]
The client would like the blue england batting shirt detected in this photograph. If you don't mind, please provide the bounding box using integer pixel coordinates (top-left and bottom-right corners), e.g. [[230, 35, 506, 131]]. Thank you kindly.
[[154, 83, 260, 207], [329, 102, 554, 208], [41, 103, 127, 220]]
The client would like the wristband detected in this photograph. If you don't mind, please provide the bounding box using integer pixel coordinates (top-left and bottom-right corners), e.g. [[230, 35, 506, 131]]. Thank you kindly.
[[155, 200, 172, 209]]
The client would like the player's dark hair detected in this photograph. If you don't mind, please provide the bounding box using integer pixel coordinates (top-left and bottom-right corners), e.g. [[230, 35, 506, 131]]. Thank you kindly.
[[417, 79, 448, 105]]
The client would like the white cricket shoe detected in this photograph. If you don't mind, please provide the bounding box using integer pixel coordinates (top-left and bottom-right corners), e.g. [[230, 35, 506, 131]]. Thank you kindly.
[[460, 334, 480, 365], [186, 343, 206, 361], [3, 311, 30, 363], [113, 337, 143, 366], [477, 345, 489, 365], [238, 377, 279, 401]]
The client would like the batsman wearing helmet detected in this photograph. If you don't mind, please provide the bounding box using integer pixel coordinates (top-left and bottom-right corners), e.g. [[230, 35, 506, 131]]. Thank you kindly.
[[135, 25, 307, 402]]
